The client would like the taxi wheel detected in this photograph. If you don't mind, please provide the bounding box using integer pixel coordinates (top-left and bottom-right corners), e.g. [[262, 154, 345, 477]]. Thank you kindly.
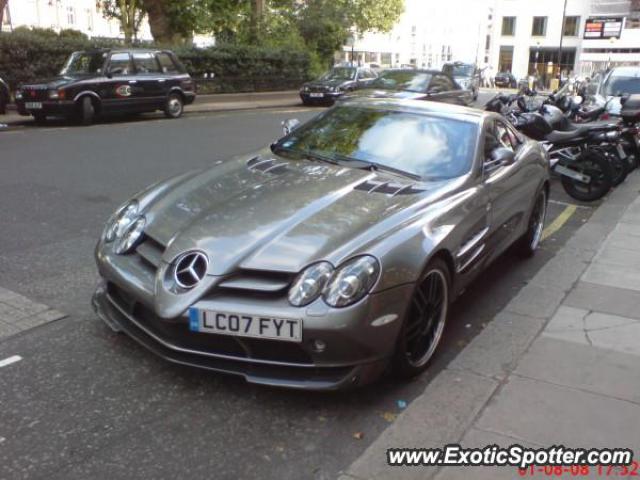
[[79, 96, 95, 126], [33, 113, 46, 125], [164, 93, 184, 119]]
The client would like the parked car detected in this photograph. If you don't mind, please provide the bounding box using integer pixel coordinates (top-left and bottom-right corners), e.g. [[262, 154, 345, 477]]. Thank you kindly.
[[443, 62, 480, 101], [495, 71, 518, 88], [585, 66, 640, 116], [299, 66, 377, 105], [93, 97, 549, 390], [347, 69, 473, 105], [0, 76, 9, 114], [15, 48, 195, 125]]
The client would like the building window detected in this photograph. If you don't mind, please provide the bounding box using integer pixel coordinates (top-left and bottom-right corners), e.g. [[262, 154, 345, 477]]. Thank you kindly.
[[66, 6, 75, 25], [531, 16, 547, 36], [563, 16, 579, 36], [501, 16, 516, 36]]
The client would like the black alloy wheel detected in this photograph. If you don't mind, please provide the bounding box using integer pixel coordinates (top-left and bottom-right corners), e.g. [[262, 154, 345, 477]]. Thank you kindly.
[[393, 258, 450, 378]]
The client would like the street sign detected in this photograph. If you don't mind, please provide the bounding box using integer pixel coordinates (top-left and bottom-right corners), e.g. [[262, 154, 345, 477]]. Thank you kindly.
[[584, 17, 624, 39]]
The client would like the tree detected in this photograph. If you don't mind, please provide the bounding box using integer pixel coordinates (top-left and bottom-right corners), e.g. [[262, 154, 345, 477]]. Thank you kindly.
[[101, 0, 146, 44], [141, 0, 248, 44]]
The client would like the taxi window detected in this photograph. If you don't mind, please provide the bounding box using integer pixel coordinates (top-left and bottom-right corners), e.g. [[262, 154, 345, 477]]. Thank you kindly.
[[157, 52, 178, 73], [108, 53, 133, 75], [133, 52, 161, 74]]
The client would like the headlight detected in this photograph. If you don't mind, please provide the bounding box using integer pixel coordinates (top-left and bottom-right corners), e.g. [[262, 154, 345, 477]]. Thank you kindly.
[[15, 90, 23, 100], [114, 216, 146, 254], [302, 85, 310, 92], [324, 256, 380, 308], [48, 90, 59, 99], [103, 200, 139, 243], [288, 262, 334, 307]]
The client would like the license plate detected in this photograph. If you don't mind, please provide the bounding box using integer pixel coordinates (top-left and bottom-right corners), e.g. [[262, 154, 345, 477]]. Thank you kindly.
[[309, 93, 324, 98], [189, 308, 302, 342], [25, 102, 42, 109]]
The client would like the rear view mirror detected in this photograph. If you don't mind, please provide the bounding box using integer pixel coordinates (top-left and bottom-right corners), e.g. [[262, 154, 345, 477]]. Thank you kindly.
[[485, 147, 515, 175], [282, 118, 301, 136]]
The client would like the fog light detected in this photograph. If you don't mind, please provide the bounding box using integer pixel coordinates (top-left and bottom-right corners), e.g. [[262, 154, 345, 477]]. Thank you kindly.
[[311, 339, 326, 353]]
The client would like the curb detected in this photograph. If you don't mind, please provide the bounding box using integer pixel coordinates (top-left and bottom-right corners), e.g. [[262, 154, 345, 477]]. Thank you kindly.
[[338, 170, 640, 480]]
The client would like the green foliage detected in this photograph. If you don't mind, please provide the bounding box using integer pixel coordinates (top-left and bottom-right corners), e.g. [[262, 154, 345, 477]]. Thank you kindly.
[[0, 29, 313, 93]]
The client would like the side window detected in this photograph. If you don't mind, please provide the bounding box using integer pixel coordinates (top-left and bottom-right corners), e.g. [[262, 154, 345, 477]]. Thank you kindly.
[[108, 53, 132, 75], [132, 52, 161, 74], [495, 121, 515, 150], [484, 123, 502, 160], [156, 52, 178, 74]]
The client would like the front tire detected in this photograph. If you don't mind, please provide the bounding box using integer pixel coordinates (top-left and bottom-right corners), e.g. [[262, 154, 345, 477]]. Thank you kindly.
[[560, 150, 612, 202], [164, 93, 184, 119], [79, 96, 95, 126], [516, 188, 547, 257], [393, 258, 450, 379]]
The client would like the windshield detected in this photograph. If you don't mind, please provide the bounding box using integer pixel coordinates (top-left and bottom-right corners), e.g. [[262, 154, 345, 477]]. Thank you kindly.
[[370, 71, 433, 92], [448, 64, 475, 77], [274, 106, 477, 180], [320, 68, 356, 81], [60, 51, 107, 75], [603, 74, 640, 96]]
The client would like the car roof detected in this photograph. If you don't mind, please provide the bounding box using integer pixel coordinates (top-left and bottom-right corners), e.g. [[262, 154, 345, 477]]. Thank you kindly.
[[380, 69, 446, 76], [76, 48, 171, 55], [338, 97, 485, 122]]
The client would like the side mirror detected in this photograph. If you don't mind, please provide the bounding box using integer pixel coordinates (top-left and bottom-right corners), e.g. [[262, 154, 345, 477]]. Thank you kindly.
[[485, 147, 515, 174], [281, 118, 301, 136]]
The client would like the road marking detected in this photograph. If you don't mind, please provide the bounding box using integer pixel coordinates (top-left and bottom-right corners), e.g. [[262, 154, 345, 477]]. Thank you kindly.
[[0, 355, 22, 368], [542, 204, 577, 241], [549, 199, 592, 210]]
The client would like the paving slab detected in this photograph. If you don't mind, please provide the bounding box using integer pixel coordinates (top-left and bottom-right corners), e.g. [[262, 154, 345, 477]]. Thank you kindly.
[[564, 282, 640, 320], [516, 336, 640, 404], [504, 283, 566, 319], [476, 375, 640, 450], [341, 369, 498, 480], [448, 311, 545, 380], [582, 261, 640, 292]]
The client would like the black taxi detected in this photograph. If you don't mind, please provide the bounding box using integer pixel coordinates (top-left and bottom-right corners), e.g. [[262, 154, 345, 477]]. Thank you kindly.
[[15, 48, 196, 125]]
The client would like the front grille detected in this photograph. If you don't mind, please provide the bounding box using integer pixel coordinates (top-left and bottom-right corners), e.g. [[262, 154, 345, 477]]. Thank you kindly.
[[135, 234, 165, 268], [216, 269, 293, 294], [23, 88, 49, 101], [309, 86, 328, 93], [106, 282, 312, 365]]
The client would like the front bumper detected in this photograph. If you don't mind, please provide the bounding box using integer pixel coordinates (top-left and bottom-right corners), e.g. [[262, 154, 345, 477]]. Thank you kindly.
[[16, 99, 75, 117], [300, 92, 343, 103], [92, 271, 413, 390]]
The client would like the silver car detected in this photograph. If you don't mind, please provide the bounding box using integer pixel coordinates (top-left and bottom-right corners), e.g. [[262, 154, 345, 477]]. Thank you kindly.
[[93, 98, 549, 390]]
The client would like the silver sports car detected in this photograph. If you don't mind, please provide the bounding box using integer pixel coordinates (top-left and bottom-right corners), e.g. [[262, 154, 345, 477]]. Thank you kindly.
[[93, 98, 549, 390]]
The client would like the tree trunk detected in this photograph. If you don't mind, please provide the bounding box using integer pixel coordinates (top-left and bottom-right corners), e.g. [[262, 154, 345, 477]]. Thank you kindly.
[[0, 0, 8, 27], [141, 0, 183, 44], [249, 0, 266, 43]]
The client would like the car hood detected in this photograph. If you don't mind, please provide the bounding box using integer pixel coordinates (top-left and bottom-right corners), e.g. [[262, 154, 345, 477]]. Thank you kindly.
[[141, 149, 449, 276], [21, 75, 82, 89], [305, 79, 353, 89], [344, 89, 426, 100]]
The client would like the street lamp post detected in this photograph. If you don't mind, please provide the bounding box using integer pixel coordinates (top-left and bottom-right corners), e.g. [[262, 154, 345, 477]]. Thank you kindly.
[[558, 0, 568, 79]]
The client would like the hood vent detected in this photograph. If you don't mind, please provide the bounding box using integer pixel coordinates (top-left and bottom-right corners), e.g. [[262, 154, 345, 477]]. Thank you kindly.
[[354, 179, 425, 196], [247, 156, 289, 175]]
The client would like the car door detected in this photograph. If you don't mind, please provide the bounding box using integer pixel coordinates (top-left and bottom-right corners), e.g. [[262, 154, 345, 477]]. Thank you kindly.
[[156, 51, 181, 97], [102, 52, 139, 113], [482, 119, 533, 261], [131, 52, 165, 110]]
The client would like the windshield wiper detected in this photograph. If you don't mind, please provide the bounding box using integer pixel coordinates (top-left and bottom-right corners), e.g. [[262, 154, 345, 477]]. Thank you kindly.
[[270, 144, 339, 165], [330, 154, 422, 181]]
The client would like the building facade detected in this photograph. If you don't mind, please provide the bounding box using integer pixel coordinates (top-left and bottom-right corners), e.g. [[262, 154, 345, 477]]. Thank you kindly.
[[490, 0, 640, 81], [339, 0, 492, 70], [1, 0, 153, 40]]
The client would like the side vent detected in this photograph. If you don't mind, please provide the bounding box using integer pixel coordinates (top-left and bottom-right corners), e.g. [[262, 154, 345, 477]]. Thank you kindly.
[[247, 156, 289, 175], [354, 180, 425, 196]]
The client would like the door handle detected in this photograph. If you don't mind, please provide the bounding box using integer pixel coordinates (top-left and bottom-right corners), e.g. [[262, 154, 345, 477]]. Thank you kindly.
[[158, 79, 166, 83], [129, 80, 138, 84]]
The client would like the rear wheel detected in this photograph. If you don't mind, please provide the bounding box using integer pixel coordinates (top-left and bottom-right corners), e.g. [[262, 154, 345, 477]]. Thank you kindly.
[[560, 150, 612, 202], [78, 96, 95, 126], [164, 93, 184, 119], [393, 258, 450, 379]]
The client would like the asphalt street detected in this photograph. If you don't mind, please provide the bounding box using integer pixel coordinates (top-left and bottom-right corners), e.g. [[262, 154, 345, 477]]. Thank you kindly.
[[0, 94, 598, 480]]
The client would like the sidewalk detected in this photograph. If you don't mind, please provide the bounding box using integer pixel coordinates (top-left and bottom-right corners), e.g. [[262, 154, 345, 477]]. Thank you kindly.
[[0, 90, 302, 126], [340, 170, 640, 480]]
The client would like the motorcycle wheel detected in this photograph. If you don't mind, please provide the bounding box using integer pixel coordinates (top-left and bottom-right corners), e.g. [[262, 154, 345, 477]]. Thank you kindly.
[[560, 150, 612, 202]]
